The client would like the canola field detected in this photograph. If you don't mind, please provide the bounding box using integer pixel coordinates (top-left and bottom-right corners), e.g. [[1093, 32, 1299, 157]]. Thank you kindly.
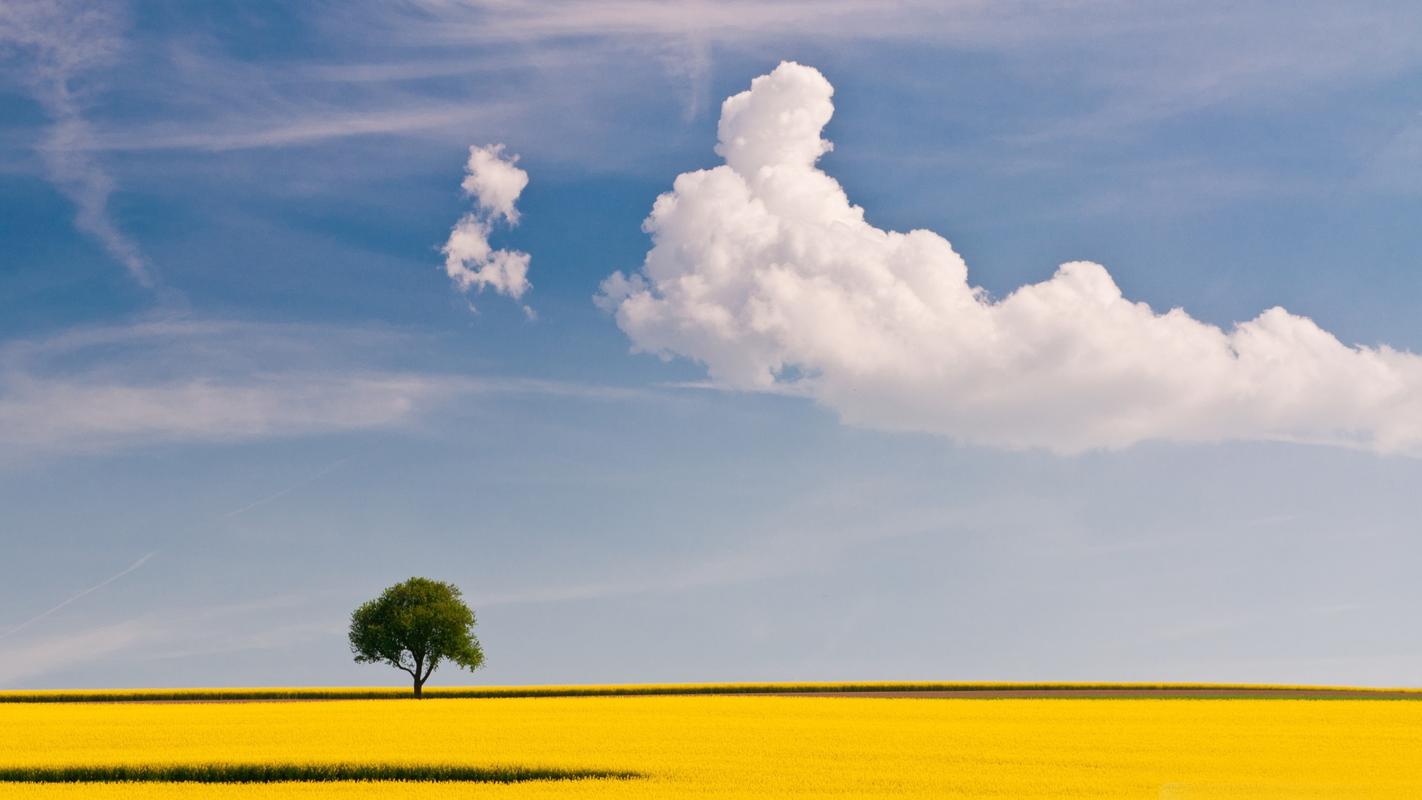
[[4, 687, 1422, 798]]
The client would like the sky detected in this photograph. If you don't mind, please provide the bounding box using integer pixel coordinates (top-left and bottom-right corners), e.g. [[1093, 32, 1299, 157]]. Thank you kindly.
[[2, 0, 1422, 690]]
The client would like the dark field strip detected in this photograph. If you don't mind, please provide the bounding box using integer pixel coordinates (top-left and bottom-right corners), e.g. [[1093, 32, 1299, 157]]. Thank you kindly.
[[783, 688, 1422, 700], [0, 764, 641, 784], [5, 682, 1421, 703]]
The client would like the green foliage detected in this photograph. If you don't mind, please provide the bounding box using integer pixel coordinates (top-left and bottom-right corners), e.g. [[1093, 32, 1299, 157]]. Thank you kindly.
[[348, 577, 484, 696], [9, 682, 1422, 704]]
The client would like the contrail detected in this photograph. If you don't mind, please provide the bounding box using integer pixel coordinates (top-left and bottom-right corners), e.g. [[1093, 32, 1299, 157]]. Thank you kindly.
[[222, 456, 353, 519], [0, 457, 352, 643], [0, 551, 157, 640]]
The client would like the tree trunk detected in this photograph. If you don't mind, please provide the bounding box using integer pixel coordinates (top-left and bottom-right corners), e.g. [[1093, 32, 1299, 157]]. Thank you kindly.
[[413, 676, 424, 699]]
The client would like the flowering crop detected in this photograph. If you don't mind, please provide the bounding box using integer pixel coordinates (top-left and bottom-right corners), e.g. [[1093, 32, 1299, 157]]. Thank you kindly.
[[3, 689, 1422, 797]]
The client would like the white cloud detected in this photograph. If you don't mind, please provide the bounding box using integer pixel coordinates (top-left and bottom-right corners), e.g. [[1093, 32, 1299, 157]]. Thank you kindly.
[[442, 144, 533, 312], [599, 62, 1422, 454], [460, 142, 528, 223]]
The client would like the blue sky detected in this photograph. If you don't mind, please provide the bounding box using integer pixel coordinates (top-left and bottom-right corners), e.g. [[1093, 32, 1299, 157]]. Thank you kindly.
[[3, 1, 1422, 689]]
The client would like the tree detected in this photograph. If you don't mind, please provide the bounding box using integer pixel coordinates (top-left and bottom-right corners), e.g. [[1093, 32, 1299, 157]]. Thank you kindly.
[[348, 577, 485, 698]]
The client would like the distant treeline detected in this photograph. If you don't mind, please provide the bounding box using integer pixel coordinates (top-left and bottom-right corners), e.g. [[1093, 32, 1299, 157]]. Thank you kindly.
[[4, 681, 1421, 703]]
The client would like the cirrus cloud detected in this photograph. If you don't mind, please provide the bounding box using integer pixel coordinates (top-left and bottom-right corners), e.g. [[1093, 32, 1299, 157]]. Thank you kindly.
[[599, 62, 1422, 454], [0, 317, 661, 464], [0, 0, 154, 286]]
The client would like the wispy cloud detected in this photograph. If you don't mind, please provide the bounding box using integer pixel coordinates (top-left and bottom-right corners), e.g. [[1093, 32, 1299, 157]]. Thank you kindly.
[[0, 0, 154, 285], [12, 0, 1417, 204], [0, 317, 654, 462], [383, 1, 1422, 132], [0, 594, 330, 686], [0, 618, 158, 686], [475, 475, 1038, 610], [0, 318, 462, 460], [0, 371, 457, 458], [83, 105, 512, 153]]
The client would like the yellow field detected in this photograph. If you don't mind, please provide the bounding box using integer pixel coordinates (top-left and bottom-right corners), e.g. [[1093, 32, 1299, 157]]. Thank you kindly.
[[5, 691, 1422, 798]]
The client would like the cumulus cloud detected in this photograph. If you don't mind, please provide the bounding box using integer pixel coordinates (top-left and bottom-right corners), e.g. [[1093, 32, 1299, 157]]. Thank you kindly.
[[460, 143, 528, 222], [442, 144, 532, 313], [599, 61, 1422, 454]]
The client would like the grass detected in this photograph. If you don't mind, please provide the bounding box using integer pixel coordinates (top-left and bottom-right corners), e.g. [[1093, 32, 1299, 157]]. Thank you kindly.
[[3, 680, 1421, 703], [0, 763, 638, 784]]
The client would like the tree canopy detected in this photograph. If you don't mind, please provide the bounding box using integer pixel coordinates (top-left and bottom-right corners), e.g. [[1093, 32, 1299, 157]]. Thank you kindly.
[[348, 577, 484, 697]]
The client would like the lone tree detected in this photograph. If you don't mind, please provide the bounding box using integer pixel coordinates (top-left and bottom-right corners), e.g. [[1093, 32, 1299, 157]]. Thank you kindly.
[[349, 577, 485, 698]]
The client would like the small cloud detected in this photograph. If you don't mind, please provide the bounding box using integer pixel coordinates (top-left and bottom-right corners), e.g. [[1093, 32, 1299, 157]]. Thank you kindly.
[[442, 144, 533, 311], [460, 142, 528, 223]]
